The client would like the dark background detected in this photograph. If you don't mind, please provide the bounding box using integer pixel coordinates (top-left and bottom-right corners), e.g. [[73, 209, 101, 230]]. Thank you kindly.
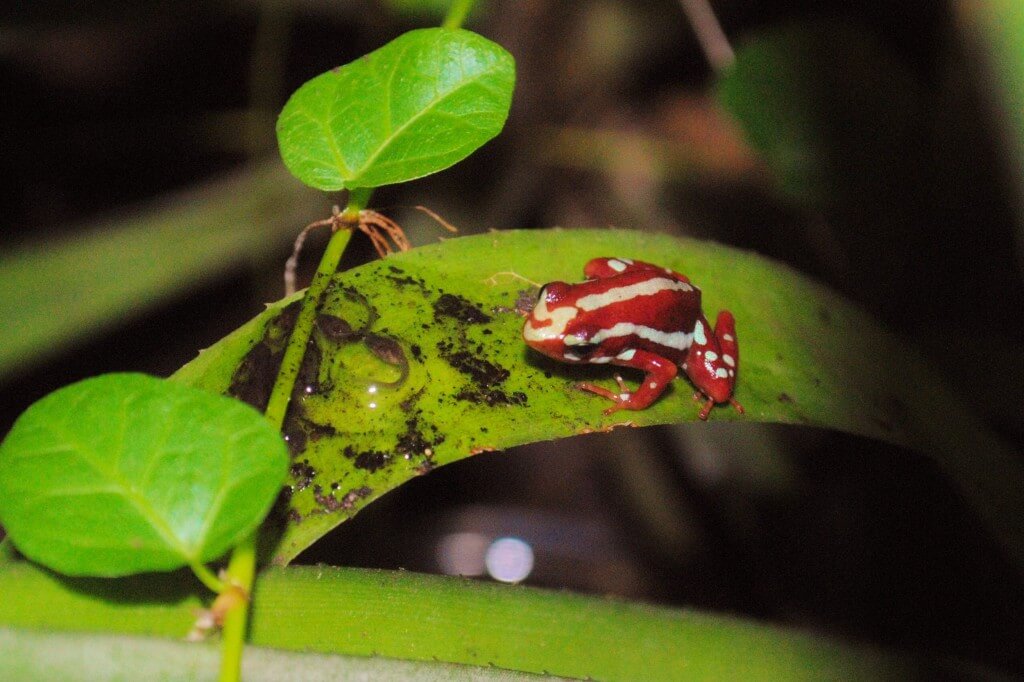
[[2, 0, 1023, 674]]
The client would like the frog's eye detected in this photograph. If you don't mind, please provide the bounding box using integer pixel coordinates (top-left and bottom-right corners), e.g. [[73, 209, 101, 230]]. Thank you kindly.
[[542, 282, 569, 303]]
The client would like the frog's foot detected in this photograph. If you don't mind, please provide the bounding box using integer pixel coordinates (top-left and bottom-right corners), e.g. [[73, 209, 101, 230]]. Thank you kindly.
[[579, 350, 678, 414], [693, 391, 745, 420], [576, 374, 633, 414]]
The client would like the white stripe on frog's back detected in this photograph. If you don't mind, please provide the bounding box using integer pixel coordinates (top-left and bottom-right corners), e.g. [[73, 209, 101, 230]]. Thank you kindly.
[[589, 322, 694, 351], [575, 277, 693, 311]]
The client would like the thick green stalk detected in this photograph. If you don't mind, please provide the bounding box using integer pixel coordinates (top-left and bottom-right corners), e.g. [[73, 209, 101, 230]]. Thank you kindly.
[[0, 562, 988, 681], [218, 538, 255, 682], [218, 187, 370, 682], [442, 0, 476, 29]]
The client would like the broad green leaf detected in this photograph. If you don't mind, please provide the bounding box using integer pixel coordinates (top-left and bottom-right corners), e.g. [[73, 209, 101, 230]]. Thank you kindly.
[[0, 373, 288, 576], [173, 229, 1024, 568], [276, 28, 514, 190], [0, 162, 319, 383], [0, 563, 987, 680]]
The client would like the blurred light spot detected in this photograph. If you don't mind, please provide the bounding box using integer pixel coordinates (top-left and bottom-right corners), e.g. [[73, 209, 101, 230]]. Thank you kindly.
[[367, 402, 377, 409], [436, 532, 488, 576], [485, 537, 534, 583], [367, 384, 378, 394]]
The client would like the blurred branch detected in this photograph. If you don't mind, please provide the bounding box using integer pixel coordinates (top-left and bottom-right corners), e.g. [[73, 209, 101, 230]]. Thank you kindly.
[[0, 162, 320, 383], [247, 0, 291, 157], [678, 0, 734, 72], [538, 118, 759, 185]]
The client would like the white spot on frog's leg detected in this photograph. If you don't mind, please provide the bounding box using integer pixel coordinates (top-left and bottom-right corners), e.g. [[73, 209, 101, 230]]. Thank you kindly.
[[616, 349, 636, 361], [563, 352, 582, 361], [722, 354, 735, 367], [619, 393, 630, 401], [590, 356, 612, 364], [722, 333, 734, 342], [647, 382, 657, 390], [705, 351, 718, 362], [728, 369, 734, 377], [693, 320, 707, 345], [715, 368, 728, 378], [607, 259, 627, 272], [576, 278, 693, 311]]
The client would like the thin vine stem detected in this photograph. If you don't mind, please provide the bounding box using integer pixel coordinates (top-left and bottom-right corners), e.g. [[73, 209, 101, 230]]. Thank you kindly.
[[263, 191, 370, 428], [677, 0, 734, 72], [442, 0, 476, 30], [217, 187, 372, 682], [189, 559, 226, 594]]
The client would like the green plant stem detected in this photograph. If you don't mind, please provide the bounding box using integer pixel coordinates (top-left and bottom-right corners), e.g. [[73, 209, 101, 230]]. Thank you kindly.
[[217, 187, 370, 682], [188, 560, 226, 594], [442, 0, 476, 29], [218, 538, 255, 682], [263, 190, 370, 429]]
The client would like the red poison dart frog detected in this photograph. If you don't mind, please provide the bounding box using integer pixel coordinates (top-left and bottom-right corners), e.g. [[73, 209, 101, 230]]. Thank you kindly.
[[523, 257, 743, 420]]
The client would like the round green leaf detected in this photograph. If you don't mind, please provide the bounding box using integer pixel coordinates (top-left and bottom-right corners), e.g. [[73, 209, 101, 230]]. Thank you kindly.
[[276, 28, 515, 191], [0, 373, 288, 577]]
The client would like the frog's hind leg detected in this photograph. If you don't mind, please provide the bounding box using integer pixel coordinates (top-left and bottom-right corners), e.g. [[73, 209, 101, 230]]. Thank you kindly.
[[575, 350, 678, 414], [713, 310, 744, 415]]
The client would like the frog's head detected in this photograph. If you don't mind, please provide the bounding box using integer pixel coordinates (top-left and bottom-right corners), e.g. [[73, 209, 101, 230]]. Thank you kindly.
[[522, 282, 579, 358]]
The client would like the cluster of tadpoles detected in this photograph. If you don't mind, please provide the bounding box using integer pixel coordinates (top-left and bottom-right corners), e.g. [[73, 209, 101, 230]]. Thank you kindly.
[[284, 205, 457, 295]]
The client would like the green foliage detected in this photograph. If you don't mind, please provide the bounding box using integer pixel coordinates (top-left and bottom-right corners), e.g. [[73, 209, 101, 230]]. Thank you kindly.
[[715, 20, 919, 208], [276, 28, 514, 191], [0, 562, 973, 681], [384, 0, 467, 21], [0, 628, 562, 682], [4, 8, 1022, 678], [0, 163, 319, 382], [173, 230, 1024, 568], [973, 0, 1024, 190], [0, 374, 288, 577]]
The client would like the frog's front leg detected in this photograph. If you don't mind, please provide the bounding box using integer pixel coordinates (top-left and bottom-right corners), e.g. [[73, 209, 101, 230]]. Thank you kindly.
[[576, 349, 678, 414]]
